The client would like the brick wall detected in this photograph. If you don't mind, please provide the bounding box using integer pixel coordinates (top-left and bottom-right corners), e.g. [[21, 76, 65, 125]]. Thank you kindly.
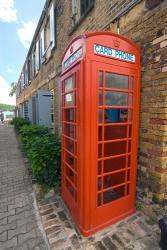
[[116, 1, 167, 204]]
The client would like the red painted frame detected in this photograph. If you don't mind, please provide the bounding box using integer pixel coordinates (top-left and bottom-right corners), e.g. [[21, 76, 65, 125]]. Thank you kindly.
[[61, 31, 141, 236]]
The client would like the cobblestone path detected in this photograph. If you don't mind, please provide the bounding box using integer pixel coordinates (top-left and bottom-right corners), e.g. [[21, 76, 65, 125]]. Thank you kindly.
[[0, 125, 49, 250]]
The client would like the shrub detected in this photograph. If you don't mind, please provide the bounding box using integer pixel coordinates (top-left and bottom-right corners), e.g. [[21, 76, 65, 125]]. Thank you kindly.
[[11, 117, 30, 132], [19, 124, 49, 151], [14, 122, 61, 188], [27, 134, 61, 187]]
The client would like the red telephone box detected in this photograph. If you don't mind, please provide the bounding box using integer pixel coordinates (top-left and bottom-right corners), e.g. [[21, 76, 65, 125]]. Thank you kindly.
[[61, 31, 140, 236]]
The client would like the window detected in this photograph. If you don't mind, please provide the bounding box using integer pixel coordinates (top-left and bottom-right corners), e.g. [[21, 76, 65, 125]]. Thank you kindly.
[[80, 0, 94, 16], [28, 57, 32, 83], [40, 2, 56, 63], [20, 72, 24, 91], [35, 40, 40, 73], [40, 29, 45, 63], [24, 63, 28, 87], [44, 19, 51, 58], [50, 2, 56, 49], [31, 50, 36, 78], [72, 0, 94, 25]]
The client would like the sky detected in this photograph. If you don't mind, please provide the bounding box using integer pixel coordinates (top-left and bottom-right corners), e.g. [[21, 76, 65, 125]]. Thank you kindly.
[[0, 0, 45, 105]]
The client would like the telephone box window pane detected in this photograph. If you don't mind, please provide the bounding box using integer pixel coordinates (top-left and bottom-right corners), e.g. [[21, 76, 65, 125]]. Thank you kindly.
[[129, 94, 133, 107], [98, 144, 102, 158], [98, 109, 103, 123], [98, 90, 103, 106], [103, 186, 125, 204], [128, 155, 131, 167], [98, 161, 102, 174], [129, 109, 133, 122], [128, 140, 131, 153], [104, 141, 126, 157], [66, 179, 75, 197], [127, 184, 130, 195], [104, 156, 126, 173], [103, 171, 125, 189], [65, 152, 74, 168], [97, 193, 101, 206], [98, 126, 102, 141], [106, 73, 128, 89], [66, 138, 74, 153], [99, 71, 103, 87], [105, 91, 128, 106], [104, 108, 128, 123], [127, 169, 130, 181], [66, 166, 74, 183], [98, 177, 102, 191], [65, 93, 75, 106], [129, 125, 132, 138], [65, 76, 74, 92], [129, 76, 134, 90], [65, 124, 75, 138], [65, 109, 75, 122], [104, 125, 127, 140]]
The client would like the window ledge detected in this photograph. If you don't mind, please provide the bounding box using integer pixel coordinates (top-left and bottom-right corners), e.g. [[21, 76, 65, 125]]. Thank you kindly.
[[43, 53, 53, 65], [69, 3, 94, 35]]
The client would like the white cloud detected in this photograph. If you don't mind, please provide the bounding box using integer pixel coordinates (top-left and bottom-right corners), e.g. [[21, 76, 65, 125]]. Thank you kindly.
[[0, 0, 17, 22], [17, 21, 37, 49], [0, 75, 16, 105]]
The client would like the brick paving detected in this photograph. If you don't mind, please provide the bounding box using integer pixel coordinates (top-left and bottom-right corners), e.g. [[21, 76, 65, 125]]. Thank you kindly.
[[0, 125, 49, 250], [0, 124, 162, 250], [38, 191, 161, 249]]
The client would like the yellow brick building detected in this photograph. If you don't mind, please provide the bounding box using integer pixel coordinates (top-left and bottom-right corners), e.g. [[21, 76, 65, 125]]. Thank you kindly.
[[16, 0, 167, 205]]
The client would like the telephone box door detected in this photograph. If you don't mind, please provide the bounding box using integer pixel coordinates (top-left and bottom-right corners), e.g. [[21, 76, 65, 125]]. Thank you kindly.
[[61, 64, 81, 224], [90, 61, 140, 228]]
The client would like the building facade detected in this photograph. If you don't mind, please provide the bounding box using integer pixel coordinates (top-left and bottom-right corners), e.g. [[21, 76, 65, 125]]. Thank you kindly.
[[16, 0, 167, 206]]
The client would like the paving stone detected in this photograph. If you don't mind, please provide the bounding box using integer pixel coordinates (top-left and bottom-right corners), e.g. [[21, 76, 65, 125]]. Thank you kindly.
[[112, 233, 125, 247], [0, 236, 17, 249], [41, 208, 54, 216], [8, 211, 25, 223], [18, 229, 37, 245], [102, 236, 118, 250], [0, 221, 17, 234], [0, 126, 48, 249], [58, 211, 68, 221], [46, 225, 62, 235], [70, 234, 81, 249], [0, 231, 7, 242], [45, 213, 57, 221], [94, 241, 107, 250], [0, 217, 7, 225], [50, 239, 67, 249], [8, 224, 27, 240], [64, 247, 73, 250], [44, 218, 59, 228], [27, 236, 44, 249]]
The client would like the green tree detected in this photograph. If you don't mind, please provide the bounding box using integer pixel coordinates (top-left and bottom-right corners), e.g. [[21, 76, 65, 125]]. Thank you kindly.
[[9, 82, 17, 97], [0, 103, 15, 111]]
